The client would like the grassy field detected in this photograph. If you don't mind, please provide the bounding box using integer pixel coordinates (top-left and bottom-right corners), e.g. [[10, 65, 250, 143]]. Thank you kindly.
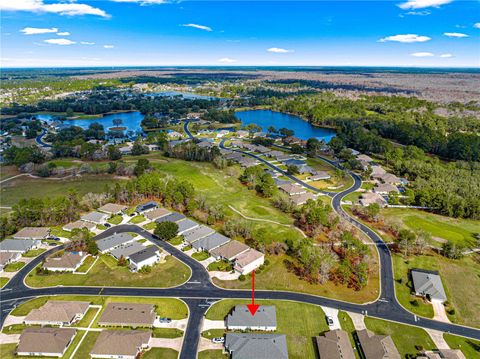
[[142, 348, 179, 359], [392, 251, 480, 327], [25, 254, 190, 288], [11, 295, 188, 319], [382, 208, 480, 247], [364, 317, 435, 357], [76, 255, 96, 272], [214, 250, 380, 304], [50, 226, 73, 239], [4, 261, 25, 272], [338, 311, 361, 359], [22, 248, 46, 257], [72, 331, 100, 359], [143, 222, 157, 230], [443, 333, 480, 358], [206, 299, 329, 359], [129, 215, 146, 224], [198, 350, 228, 359], [192, 251, 210, 261], [107, 215, 123, 225]]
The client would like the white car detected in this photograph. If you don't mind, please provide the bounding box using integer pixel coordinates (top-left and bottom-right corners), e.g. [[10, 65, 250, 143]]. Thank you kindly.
[[212, 337, 225, 344], [326, 315, 334, 327]]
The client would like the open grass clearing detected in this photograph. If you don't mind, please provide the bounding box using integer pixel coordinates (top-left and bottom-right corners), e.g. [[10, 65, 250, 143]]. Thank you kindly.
[[443, 333, 480, 358], [25, 254, 190, 289], [143, 222, 156, 230], [50, 226, 72, 239], [206, 299, 329, 359]]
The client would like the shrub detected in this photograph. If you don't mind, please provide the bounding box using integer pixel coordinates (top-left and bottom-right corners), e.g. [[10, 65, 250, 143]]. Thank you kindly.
[[410, 299, 419, 307], [154, 221, 179, 241], [238, 274, 246, 281]]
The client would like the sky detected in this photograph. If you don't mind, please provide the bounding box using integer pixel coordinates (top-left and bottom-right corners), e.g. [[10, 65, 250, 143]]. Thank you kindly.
[[1, 0, 479, 68]]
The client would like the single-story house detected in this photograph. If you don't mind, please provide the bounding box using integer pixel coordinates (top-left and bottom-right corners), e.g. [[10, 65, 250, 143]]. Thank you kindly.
[[136, 201, 158, 214], [192, 232, 230, 252], [274, 153, 291, 162], [417, 349, 466, 359], [24, 301, 90, 326], [373, 183, 399, 195], [308, 171, 331, 181], [297, 164, 315, 174], [144, 207, 170, 221], [0, 251, 21, 272], [234, 248, 265, 275], [357, 329, 400, 359], [119, 146, 132, 155], [177, 219, 199, 235], [237, 156, 258, 168], [197, 141, 215, 149], [97, 203, 128, 215], [235, 130, 249, 138], [210, 240, 250, 261], [0, 239, 41, 254], [62, 220, 96, 232], [411, 268, 447, 303], [359, 192, 387, 207], [81, 211, 109, 225], [43, 252, 87, 272], [167, 131, 183, 139], [284, 158, 306, 167], [273, 178, 291, 186], [13, 227, 50, 240], [110, 241, 145, 260], [226, 305, 277, 331], [97, 233, 135, 253], [284, 136, 304, 146], [17, 327, 77, 358], [290, 192, 317, 206], [225, 333, 288, 359], [357, 154, 374, 163], [278, 183, 307, 196], [97, 302, 156, 327], [315, 329, 355, 359], [216, 130, 230, 138], [90, 330, 151, 359], [129, 246, 162, 272], [155, 212, 186, 224], [370, 165, 387, 179], [379, 173, 401, 185], [182, 225, 215, 244]]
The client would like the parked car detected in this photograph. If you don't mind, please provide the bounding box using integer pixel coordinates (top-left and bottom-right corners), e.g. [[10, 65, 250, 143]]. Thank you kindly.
[[212, 337, 225, 344], [48, 236, 60, 241], [159, 317, 171, 323], [326, 315, 334, 327], [104, 223, 111, 228]]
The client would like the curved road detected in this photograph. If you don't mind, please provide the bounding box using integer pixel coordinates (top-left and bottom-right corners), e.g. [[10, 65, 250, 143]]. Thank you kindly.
[[35, 128, 52, 148]]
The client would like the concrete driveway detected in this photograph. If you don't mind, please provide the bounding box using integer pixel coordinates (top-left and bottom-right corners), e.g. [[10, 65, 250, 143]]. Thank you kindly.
[[432, 301, 451, 323], [321, 306, 341, 330]]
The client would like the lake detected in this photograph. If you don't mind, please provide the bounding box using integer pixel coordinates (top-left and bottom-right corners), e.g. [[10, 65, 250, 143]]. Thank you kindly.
[[235, 109, 336, 142]]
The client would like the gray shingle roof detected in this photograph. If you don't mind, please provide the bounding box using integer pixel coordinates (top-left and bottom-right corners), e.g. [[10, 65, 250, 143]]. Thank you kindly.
[[182, 226, 215, 244], [225, 333, 288, 359], [129, 246, 159, 264], [177, 219, 199, 234], [81, 211, 108, 224], [155, 212, 186, 223], [110, 241, 145, 259], [226, 305, 277, 329], [192, 232, 230, 251], [0, 239, 39, 253], [411, 268, 447, 302], [97, 233, 134, 252]]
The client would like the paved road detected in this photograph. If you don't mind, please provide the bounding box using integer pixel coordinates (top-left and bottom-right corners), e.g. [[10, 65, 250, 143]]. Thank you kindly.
[[35, 128, 52, 148]]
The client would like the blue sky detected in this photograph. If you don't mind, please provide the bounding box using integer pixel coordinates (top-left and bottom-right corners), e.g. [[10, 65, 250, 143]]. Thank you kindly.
[[1, 0, 479, 68]]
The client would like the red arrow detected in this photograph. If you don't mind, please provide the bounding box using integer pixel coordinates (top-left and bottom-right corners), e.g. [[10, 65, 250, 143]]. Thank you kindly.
[[246, 270, 259, 316]]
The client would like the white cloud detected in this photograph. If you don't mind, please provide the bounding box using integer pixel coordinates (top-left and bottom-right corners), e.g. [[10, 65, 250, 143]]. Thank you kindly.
[[20, 27, 58, 35], [44, 38, 76, 45], [218, 57, 236, 63], [474, 23, 480, 29], [80, 41, 95, 45], [57, 32, 70, 36], [267, 47, 294, 53], [181, 23, 212, 32], [411, 52, 434, 57], [0, 0, 109, 18], [378, 34, 431, 43], [444, 32, 469, 38], [398, 0, 453, 10], [104, 45, 115, 49], [440, 53, 453, 58], [111, 0, 167, 4]]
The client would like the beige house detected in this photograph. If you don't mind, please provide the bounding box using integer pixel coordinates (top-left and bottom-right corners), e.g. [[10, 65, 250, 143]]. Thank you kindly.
[[315, 329, 355, 359], [234, 248, 265, 275], [278, 183, 307, 196], [24, 300, 90, 326], [417, 349, 466, 359], [373, 183, 399, 195], [17, 327, 77, 357], [62, 220, 96, 232], [290, 192, 316, 206], [0, 251, 21, 272], [13, 227, 50, 240], [97, 203, 128, 215], [90, 330, 151, 359], [210, 240, 250, 261], [144, 207, 170, 221], [43, 252, 88, 272], [359, 192, 387, 207], [357, 329, 401, 359], [97, 303, 156, 328]]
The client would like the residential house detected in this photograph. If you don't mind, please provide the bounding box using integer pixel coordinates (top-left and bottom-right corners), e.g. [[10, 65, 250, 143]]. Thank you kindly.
[[0, 251, 21, 272], [62, 220, 96, 232], [273, 178, 291, 186], [224, 333, 288, 359], [308, 171, 331, 181], [110, 242, 145, 260], [417, 349, 466, 359], [359, 192, 387, 207], [197, 141, 215, 149], [357, 154, 374, 163], [373, 183, 399, 195], [235, 130, 249, 138], [135, 201, 158, 214], [119, 146, 132, 155], [297, 164, 315, 174], [90, 330, 151, 359], [144, 208, 170, 221], [43, 252, 87, 272], [81, 211, 109, 225], [290, 192, 317, 206], [167, 131, 183, 139], [0, 239, 41, 254], [177, 219, 199, 235], [182, 226, 215, 244], [210, 240, 250, 261], [226, 305, 277, 331], [97, 303, 156, 327], [237, 156, 258, 168], [17, 327, 77, 358], [155, 212, 186, 223], [97, 203, 127, 215], [129, 246, 162, 271], [278, 183, 307, 196], [315, 329, 355, 359], [24, 301, 90, 326], [97, 233, 135, 253], [284, 158, 306, 167], [370, 165, 386, 179], [357, 329, 401, 359], [348, 148, 360, 156], [411, 269, 447, 303], [234, 248, 265, 275], [284, 136, 303, 146], [192, 233, 230, 252], [216, 130, 230, 138], [13, 227, 50, 240], [379, 173, 401, 185]]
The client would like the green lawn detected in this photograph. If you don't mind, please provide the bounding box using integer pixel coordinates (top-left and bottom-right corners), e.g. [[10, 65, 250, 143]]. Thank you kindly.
[[198, 350, 228, 359], [201, 329, 226, 339], [73, 307, 100, 327], [72, 331, 100, 359], [192, 251, 210, 261], [206, 299, 329, 359], [152, 328, 183, 338], [11, 295, 188, 319], [2, 324, 32, 334], [338, 311, 360, 359], [168, 236, 184, 245], [128, 215, 146, 224], [22, 248, 46, 257], [4, 261, 25, 272], [0, 277, 10, 288], [107, 215, 123, 225], [364, 317, 435, 358], [443, 333, 480, 358], [392, 251, 480, 328], [207, 260, 233, 272], [50, 226, 72, 239], [142, 348, 178, 359], [143, 222, 157, 230], [76, 255, 96, 272], [25, 254, 190, 288], [96, 224, 107, 230]]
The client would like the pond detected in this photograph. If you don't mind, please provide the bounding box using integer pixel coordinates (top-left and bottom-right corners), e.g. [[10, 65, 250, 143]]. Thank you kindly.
[[235, 109, 336, 142]]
